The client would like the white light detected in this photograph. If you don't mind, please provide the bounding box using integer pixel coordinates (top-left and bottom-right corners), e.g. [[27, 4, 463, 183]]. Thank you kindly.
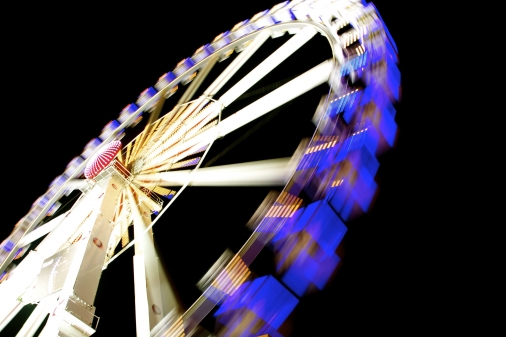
[[136, 158, 295, 187]]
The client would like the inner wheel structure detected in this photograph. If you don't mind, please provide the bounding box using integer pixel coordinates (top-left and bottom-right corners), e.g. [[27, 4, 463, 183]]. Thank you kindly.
[[0, 1, 401, 336]]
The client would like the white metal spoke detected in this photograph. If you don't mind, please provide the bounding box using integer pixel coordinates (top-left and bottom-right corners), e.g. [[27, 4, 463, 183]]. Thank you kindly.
[[17, 213, 67, 247], [130, 184, 163, 214], [140, 126, 216, 174], [145, 31, 270, 157], [126, 187, 148, 240], [35, 186, 103, 257], [140, 103, 202, 160], [135, 157, 295, 187], [203, 30, 271, 98], [105, 191, 130, 261], [141, 58, 218, 153], [139, 143, 208, 174], [125, 186, 151, 335], [218, 25, 317, 108], [138, 126, 218, 172], [135, 31, 271, 167], [141, 59, 331, 172], [0, 252, 44, 320], [104, 130, 219, 268], [0, 300, 23, 332], [218, 59, 332, 137], [126, 186, 178, 332], [15, 293, 60, 337], [141, 26, 317, 169], [176, 55, 219, 108], [139, 102, 220, 171], [63, 179, 88, 191], [133, 255, 150, 337]]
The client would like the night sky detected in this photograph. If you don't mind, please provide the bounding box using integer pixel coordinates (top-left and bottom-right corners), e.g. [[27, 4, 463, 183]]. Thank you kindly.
[[0, 1, 428, 336]]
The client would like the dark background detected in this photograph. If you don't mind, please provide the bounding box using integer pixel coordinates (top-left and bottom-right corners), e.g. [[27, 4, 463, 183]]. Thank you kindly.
[[0, 1, 434, 335]]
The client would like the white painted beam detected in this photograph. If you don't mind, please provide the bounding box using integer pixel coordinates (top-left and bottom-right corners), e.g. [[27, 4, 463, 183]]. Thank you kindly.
[[217, 59, 332, 138], [135, 158, 293, 187], [219, 25, 317, 108]]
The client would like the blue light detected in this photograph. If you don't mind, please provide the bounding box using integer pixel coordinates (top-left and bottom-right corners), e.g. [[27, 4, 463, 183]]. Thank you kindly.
[[173, 58, 196, 77], [272, 200, 347, 296], [154, 72, 177, 91], [343, 91, 359, 123], [370, 3, 398, 52], [281, 250, 340, 296], [215, 275, 298, 330], [4, 240, 14, 252]]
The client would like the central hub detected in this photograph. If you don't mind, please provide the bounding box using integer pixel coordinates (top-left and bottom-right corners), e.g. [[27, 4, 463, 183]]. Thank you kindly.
[[84, 141, 122, 179]]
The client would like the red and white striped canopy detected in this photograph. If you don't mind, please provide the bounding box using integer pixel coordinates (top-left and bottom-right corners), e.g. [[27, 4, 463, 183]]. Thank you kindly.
[[84, 141, 122, 179]]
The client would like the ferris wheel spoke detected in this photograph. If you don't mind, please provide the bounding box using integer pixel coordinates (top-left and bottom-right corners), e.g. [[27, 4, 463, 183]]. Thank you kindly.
[[129, 89, 172, 165], [141, 60, 333, 169], [117, 147, 124, 164], [218, 58, 333, 137], [136, 29, 325, 173], [140, 145, 208, 175], [124, 187, 151, 335], [138, 30, 271, 160], [138, 59, 219, 157], [115, 193, 134, 252], [105, 192, 128, 260], [125, 187, 179, 332], [65, 179, 88, 191], [172, 55, 219, 118], [17, 213, 67, 247], [202, 30, 272, 99], [137, 105, 220, 172], [154, 25, 317, 142], [144, 79, 173, 131], [145, 100, 220, 160], [130, 184, 163, 214], [217, 25, 318, 109], [164, 141, 212, 168], [125, 188, 149, 250], [131, 118, 163, 161], [137, 101, 198, 161], [15, 293, 59, 337], [130, 101, 213, 171], [141, 31, 269, 154], [138, 131, 216, 172], [0, 251, 45, 330], [139, 59, 331, 172], [0, 300, 23, 332], [135, 157, 295, 187], [125, 142, 133, 166], [138, 123, 218, 173], [130, 129, 147, 165]]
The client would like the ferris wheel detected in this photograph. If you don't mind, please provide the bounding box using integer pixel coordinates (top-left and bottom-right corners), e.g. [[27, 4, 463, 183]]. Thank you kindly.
[[0, 1, 400, 336]]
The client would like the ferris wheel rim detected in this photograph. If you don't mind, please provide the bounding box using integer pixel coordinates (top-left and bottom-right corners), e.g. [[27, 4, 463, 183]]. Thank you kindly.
[[1, 1, 401, 335]]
